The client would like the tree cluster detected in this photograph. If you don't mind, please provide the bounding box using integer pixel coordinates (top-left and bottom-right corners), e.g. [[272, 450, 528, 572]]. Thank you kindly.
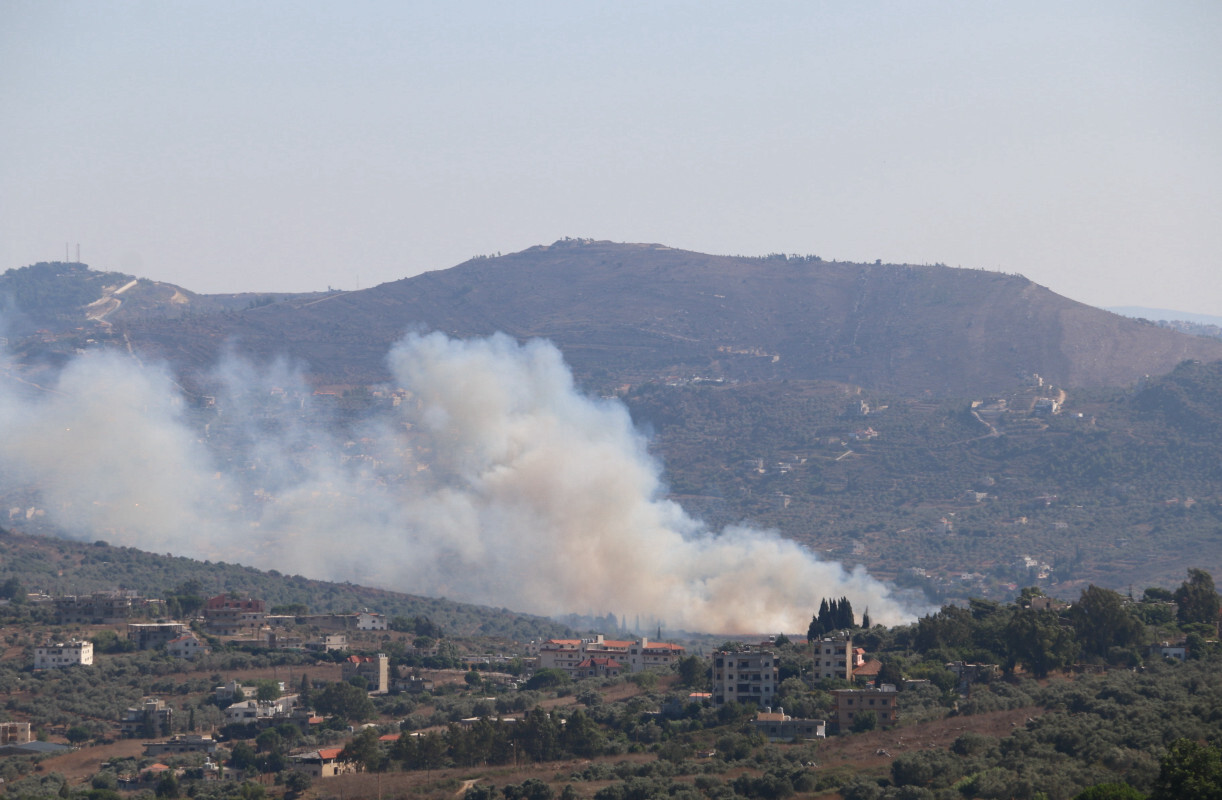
[[807, 596, 856, 640]]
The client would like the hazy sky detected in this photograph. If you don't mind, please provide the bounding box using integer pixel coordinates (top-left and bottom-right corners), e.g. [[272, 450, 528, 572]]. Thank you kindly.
[[3, 2, 1220, 313]]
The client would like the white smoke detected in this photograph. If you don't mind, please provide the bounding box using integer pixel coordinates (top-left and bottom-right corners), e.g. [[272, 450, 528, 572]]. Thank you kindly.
[[0, 332, 920, 632]]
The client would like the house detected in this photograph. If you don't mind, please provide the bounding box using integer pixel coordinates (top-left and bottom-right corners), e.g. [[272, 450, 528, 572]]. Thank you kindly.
[[120, 698, 173, 738], [394, 675, 435, 694], [751, 709, 826, 741], [356, 611, 387, 631], [1149, 641, 1188, 661], [853, 659, 884, 683], [1033, 397, 1061, 416], [831, 685, 898, 732], [128, 622, 189, 650], [0, 722, 31, 745], [264, 631, 306, 650], [166, 632, 208, 660], [341, 654, 389, 694], [224, 694, 299, 725], [214, 679, 257, 703], [945, 661, 999, 690], [1026, 595, 1068, 612], [574, 657, 622, 679], [144, 734, 218, 756], [305, 633, 348, 652], [713, 646, 778, 708], [290, 747, 358, 779], [34, 639, 93, 669], [203, 595, 266, 636]]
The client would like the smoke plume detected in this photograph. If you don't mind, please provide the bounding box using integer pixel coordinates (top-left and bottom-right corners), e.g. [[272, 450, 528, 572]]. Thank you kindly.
[[0, 332, 919, 632]]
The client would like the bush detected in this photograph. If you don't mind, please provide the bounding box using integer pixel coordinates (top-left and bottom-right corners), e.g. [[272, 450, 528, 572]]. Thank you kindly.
[[525, 669, 570, 691], [851, 713, 877, 733]]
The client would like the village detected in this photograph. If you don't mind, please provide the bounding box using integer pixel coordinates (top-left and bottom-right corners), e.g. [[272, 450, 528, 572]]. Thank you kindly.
[[0, 576, 1211, 800], [0, 586, 956, 796]]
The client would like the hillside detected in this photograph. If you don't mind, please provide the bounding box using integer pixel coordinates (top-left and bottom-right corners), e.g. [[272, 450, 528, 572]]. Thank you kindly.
[[0, 528, 567, 640], [31, 239, 1218, 396], [623, 362, 1222, 597]]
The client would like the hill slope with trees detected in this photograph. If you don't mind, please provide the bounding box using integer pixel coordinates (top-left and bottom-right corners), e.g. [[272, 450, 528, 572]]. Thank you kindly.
[[4, 245, 1222, 603], [0, 528, 566, 640]]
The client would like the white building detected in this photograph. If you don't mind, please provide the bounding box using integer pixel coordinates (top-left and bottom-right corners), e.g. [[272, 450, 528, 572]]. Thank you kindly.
[[225, 694, 299, 724], [356, 611, 387, 631], [34, 640, 93, 669], [166, 632, 208, 660]]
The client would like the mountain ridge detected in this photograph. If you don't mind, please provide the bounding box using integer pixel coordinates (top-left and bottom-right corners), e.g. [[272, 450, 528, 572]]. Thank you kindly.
[[29, 239, 1215, 397]]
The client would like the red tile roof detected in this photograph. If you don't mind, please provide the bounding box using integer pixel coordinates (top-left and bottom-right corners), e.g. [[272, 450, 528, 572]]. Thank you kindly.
[[853, 660, 884, 677]]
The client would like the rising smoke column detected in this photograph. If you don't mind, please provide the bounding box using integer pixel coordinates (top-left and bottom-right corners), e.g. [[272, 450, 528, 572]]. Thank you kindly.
[[0, 332, 919, 632]]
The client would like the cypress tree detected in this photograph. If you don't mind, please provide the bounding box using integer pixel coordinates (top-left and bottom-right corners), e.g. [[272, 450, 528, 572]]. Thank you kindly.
[[817, 598, 833, 633]]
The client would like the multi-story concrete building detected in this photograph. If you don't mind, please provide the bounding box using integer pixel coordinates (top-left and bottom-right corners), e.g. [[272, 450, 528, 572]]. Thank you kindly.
[[34, 640, 93, 669], [536, 638, 584, 673], [203, 595, 266, 636], [120, 698, 174, 738], [536, 634, 685, 676], [305, 633, 348, 652], [341, 653, 389, 694], [356, 611, 387, 631], [712, 646, 778, 707], [574, 657, 623, 679], [626, 638, 686, 672], [128, 622, 189, 650], [831, 685, 898, 731], [55, 590, 147, 625], [811, 635, 866, 681]]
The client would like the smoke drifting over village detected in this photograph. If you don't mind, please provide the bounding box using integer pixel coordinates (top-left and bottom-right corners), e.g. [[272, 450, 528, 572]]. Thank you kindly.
[[0, 332, 917, 632]]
